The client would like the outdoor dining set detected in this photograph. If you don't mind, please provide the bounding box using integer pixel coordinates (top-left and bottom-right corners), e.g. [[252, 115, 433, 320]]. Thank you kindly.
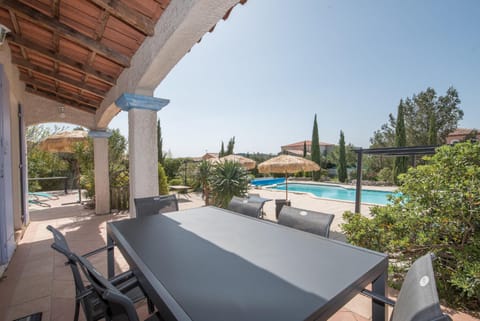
[[46, 193, 452, 321]]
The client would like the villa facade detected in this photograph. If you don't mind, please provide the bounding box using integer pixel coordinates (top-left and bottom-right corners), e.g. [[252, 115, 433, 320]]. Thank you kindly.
[[446, 128, 479, 144], [281, 140, 335, 157]]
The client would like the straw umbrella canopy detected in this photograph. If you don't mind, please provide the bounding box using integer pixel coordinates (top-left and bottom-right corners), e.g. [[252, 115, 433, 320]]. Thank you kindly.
[[258, 154, 320, 200], [219, 154, 256, 170], [38, 130, 88, 153], [38, 130, 88, 196]]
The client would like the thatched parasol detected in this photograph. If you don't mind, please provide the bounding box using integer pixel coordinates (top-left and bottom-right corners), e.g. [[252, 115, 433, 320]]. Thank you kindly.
[[258, 154, 320, 200], [219, 154, 256, 170], [38, 130, 88, 153]]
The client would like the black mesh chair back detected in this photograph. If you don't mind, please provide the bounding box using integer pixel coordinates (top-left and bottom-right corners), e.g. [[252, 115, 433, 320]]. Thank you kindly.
[[390, 253, 452, 321], [75, 254, 140, 321], [277, 206, 334, 238], [134, 194, 179, 218], [47, 225, 150, 321], [227, 196, 263, 218], [47, 225, 102, 321]]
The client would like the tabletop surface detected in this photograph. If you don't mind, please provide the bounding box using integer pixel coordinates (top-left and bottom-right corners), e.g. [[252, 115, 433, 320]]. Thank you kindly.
[[108, 206, 387, 321], [246, 195, 272, 203], [169, 185, 191, 190]]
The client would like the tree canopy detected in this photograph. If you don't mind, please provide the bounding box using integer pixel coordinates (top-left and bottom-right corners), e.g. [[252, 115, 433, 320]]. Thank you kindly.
[[370, 87, 463, 147]]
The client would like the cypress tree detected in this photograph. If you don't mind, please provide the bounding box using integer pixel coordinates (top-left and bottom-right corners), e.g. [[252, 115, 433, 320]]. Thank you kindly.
[[157, 119, 164, 166], [219, 141, 225, 157], [428, 112, 437, 145], [337, 130, 347, 183], [303, 140, 307, 157], [311, 114, 321, 181], [226, 136, 235, 155], [393, 101, 408, 184]]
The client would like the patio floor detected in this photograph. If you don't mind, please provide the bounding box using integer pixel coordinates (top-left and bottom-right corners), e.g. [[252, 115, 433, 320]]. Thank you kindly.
[[0, 191, 475, 321]]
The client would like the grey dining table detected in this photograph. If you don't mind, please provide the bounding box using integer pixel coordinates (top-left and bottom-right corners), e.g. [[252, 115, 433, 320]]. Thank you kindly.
[[107, 206, 388, 321]]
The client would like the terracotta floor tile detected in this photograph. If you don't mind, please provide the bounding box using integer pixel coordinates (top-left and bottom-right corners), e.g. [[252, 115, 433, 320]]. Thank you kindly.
[[20, 256, 54, 278], [53, 263, 74, 281], [11, 274, 53, 305], [0, 274, 19, 309], [6, 296, 51, 321], [52, 279, 76, 299], [328, 310, 360, 321], [50, 297, 76, 321]]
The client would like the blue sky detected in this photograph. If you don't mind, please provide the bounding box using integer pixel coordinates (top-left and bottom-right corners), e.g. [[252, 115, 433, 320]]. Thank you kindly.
[[109, 0, 480, 157]]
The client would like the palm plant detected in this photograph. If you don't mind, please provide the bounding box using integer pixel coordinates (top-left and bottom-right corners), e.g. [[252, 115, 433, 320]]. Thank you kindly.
[[195, 160, 213, 205], [209, 160, 249, 208]]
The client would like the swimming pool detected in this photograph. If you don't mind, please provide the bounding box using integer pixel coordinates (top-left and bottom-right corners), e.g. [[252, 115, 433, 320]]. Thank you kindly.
[[270, 183, 395, 205], [251, 177, 286, 186]]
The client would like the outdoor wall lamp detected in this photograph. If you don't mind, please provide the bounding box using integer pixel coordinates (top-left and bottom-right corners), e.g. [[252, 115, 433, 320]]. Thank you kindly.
[[58, 105, 66, 119], [0, 24, 11, 46]]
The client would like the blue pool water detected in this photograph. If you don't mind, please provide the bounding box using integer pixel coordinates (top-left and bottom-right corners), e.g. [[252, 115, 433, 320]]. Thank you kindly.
[[271, 183, 395, 205], [251, 177, 286, 186]]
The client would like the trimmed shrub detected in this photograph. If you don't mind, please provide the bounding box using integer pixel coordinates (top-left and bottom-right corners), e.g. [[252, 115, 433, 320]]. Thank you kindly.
[[342, 142, 480, 311]]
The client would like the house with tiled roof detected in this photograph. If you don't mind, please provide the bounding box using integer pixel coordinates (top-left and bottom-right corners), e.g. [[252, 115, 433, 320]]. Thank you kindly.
[[201, 152, 220, 160], [446, 128, 479, 144], [281, 140, 335, 156]]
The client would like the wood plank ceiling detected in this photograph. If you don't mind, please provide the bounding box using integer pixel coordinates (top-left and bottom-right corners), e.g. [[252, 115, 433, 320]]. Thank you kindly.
[[0, 0, 171, 114]]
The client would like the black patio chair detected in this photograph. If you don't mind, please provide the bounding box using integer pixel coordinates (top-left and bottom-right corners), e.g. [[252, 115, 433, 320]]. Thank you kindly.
[[134, 194, 179, 218], [75, 253, 164, 321], [362, 253, 452, 321], [277, 206, 334, 238], [227, 196, 264, 218], [46, 225, 153, 321]]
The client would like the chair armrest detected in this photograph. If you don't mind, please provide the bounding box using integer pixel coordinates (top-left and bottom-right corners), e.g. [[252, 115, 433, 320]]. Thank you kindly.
[[361, 289, 396, 307], [82, 244, 114, 258], [109, 270, 135, 285], [114, 275, 141, 293], [64, 244, 115, 266], [76, 287, 95, 301]]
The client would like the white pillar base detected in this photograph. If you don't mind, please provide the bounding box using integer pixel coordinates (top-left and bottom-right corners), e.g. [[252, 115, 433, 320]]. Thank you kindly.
[[89, 130, 112, 215]]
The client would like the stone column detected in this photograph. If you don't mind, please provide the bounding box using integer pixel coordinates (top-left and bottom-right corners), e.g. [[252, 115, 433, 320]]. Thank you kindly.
[[89, 130, 113, 215], [115, 93, 169, 217]]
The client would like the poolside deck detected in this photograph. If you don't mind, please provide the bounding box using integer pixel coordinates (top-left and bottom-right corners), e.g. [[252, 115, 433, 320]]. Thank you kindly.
[[0, 190, 475, 321]]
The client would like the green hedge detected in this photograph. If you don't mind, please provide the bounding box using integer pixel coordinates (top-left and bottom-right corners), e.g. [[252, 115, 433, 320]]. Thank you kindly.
[[342, 142, 480, 311]]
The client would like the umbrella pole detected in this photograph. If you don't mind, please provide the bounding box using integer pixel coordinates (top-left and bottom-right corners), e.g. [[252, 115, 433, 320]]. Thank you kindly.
[[285, 173, 288, 201]]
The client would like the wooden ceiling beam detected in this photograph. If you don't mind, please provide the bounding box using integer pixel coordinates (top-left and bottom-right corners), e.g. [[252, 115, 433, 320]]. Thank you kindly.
[[8, 34, 116, 86], [25, 86, 97, 114], [89, 0, 154, 36], [20, 75, 101, 109], [1, 0, 130, 67], [13, 56, 106, 98]]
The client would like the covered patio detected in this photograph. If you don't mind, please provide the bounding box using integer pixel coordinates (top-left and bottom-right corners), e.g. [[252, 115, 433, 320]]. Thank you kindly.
[[0, 192, 371, 321], [0, 0, 247, 273]]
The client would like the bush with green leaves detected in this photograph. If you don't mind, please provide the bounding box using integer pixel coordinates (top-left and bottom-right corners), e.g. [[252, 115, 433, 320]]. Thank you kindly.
[[209, 161, 249, 208], [158, 163, 169, 195], [376, 167, 393, 184], [342, 142, 480, 311], [195, 160, 213, 206]]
